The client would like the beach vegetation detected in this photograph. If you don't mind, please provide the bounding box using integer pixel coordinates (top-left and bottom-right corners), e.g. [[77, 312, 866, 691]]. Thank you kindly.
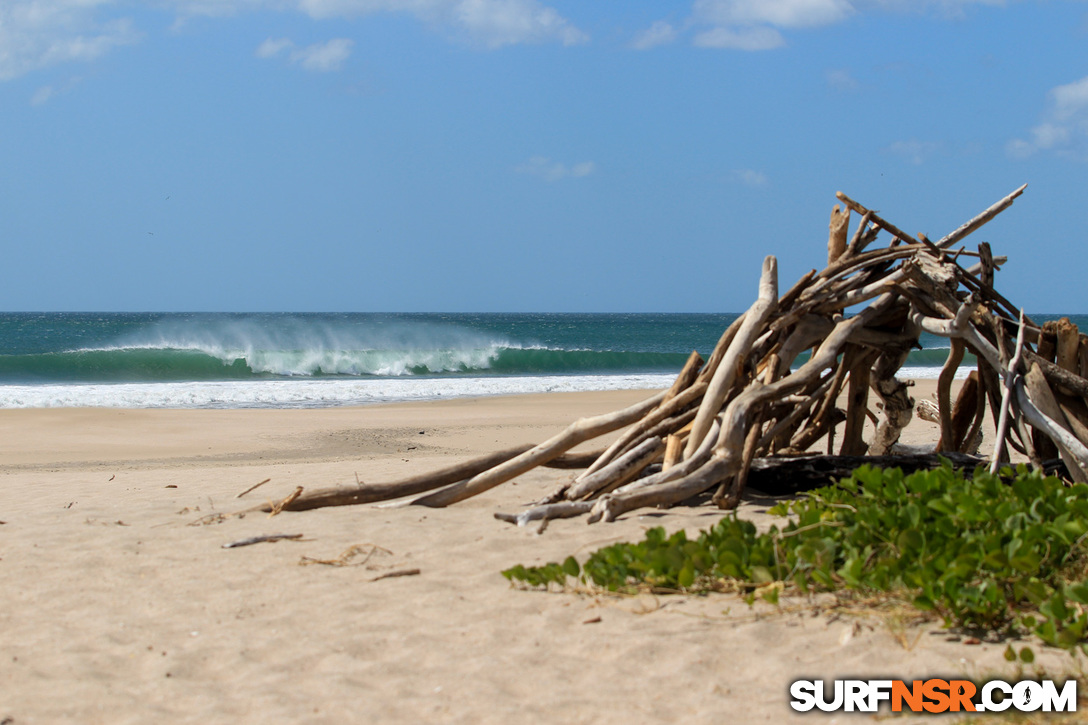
[[503, 461, 1088, 653]]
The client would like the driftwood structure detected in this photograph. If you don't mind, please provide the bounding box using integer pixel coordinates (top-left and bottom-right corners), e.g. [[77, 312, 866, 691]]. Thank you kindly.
[[256, 185, 1088, 525]]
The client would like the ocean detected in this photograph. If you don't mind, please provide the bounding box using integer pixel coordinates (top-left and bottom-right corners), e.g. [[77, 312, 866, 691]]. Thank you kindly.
[[0, 312, 1080, 409]]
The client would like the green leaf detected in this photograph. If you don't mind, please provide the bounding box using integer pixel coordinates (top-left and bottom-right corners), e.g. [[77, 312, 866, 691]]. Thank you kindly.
[[750, 565, 774, 584], [501, 463, 1088, 649], [1067, 581, 1088, 604], [677, 563, 695, 589]]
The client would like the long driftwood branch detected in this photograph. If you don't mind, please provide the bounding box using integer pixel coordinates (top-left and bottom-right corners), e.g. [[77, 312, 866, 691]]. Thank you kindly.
[[410, 390, 667, 507], [256, 184, 1088, 527], [685, 256, 778, 459]]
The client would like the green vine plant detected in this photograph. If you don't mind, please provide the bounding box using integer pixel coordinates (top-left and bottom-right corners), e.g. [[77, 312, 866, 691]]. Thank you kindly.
[[503, 461, 1088, 653]]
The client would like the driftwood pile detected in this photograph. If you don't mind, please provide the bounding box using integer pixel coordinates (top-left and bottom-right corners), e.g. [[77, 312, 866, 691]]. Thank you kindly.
[[258, 185, 1088, 526]]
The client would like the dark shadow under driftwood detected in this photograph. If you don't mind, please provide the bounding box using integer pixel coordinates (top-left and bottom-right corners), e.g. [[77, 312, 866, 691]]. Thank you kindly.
[[745, 453, 1068, 496]]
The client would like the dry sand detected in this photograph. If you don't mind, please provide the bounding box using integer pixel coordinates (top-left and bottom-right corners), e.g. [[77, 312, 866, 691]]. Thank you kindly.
[[0, 382, 1077, 723]]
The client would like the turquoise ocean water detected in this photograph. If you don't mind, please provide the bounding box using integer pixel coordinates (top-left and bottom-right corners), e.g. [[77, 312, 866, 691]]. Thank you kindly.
[[0, 312, 1081, 409]]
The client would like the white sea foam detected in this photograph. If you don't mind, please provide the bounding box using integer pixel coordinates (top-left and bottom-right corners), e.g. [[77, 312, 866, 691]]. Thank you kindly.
[[0, 364, 973, 409], [898, 366, 973, 380], [107, 315, 521, 376], [0, 374, 679, 409]]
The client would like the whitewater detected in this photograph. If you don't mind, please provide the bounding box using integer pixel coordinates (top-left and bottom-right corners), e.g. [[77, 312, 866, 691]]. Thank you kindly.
[[0, 311, 1021, 409]]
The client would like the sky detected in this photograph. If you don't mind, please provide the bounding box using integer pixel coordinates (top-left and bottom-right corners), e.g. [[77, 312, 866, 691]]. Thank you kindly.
[[1, 0, 1087, 313]]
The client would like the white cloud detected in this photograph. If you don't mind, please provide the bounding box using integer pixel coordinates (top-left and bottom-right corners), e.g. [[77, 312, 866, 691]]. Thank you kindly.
[[290, 0, 587, 47], [825, 68, 859, 91], [644, 0, 1020, 52], [633, 0, 856, 52], [631, 20, 678, 50], [0, 0, 584, 83], [1050, 75, 1088, 122], [454, 0, 587, 47], [1008, 75, 1088, 160], [569, 161, 596, 177], [256, 37, 293, 58], [30, 85, 57, 106], [516, 156, 596, 181], [686, 0, 852, 50], [30, 75, 82, 105], [255, 37, 354, 71], [692, 0, 854, 29], [292, 38, 354, 70], [0, 1, 140, 81], [886, 139, 939, 165], [693, 25, 784, 50], [733, 168, 768, 187]]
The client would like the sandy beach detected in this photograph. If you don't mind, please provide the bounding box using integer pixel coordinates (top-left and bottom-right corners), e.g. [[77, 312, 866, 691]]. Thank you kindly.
[[0, 382, 1077, 724]]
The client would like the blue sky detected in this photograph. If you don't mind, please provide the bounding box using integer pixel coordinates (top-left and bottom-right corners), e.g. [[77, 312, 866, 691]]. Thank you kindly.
[[1, 0, 1086, 313]]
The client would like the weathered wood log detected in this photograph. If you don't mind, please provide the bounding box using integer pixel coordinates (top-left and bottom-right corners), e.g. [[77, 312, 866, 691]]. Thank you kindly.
[[621, 407, 698, 459], [716, 359, 781, 505], [1038, 320, 1059, 362], [763, 446, 1069, 499], [1023, 363, 1088, 483], [978, 241, 994, 288], [579, 382, 706, 479], [533, 408, 698, 510], [705, 296, 902, 507], [590, 456, 733, 523], [565, 436, 665, 501], [410, 390, 668, 508], [745, 452, 987, 495], [662, 431, 686, 470], [1079, 335, 1088, 379], [663, 350, 704, 403], [713, 409, 763, 509], [814, 243, 925, 286], [1024, 351, 1088, 400], [813, 266, 911, 314], [1016, 381, 1088, 481], [934, 183, 1027, 249], [307, 185, 1087, 527], [977, 356, 1007, 455], [845, 211, 876, 256], [544, 450, 610, 469], [835, 191, 916, 245], [868, 348, 915, 455], [954, 258, 1034, 334], [494, 501, 594, 527], [900, 253, 962, 319], [1057, 395, 1088, 463], [936, 371, 982, 453], [609, 418, 722, 499], [908, 301, 1029, 475], [249, 445, 535, 512], [778, 269, 817, 310], [758, 372, 837, 453], [685, 256, 779, 459], [695, 313, 746, 386], [788, 356, 849, 452], [936, 339, 966, 451], [1028, 323, 1062, 460], [775, 315, 833, 375], [964, 368, 989, 456], [1056, 318, 1080, 373], [773, 245, 924, 334], [841, 346, 878, 456], [829, 204, 850, 264], [975, 315, 1028, 458]]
